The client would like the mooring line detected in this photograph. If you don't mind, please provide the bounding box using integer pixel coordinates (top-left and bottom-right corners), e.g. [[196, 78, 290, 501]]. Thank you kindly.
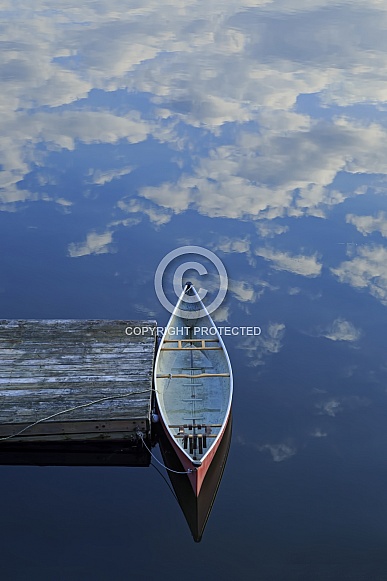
[[137, 432, 193, 475]]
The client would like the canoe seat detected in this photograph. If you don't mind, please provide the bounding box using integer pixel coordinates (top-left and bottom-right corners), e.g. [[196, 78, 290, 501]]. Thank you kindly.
[[161, 339, 222, 351], [174, 433, 216, 453], [174, 433, 217, 438]]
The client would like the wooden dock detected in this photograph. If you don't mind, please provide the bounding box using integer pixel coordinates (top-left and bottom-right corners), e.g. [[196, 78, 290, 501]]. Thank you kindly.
[[0, 320, 157, 466]]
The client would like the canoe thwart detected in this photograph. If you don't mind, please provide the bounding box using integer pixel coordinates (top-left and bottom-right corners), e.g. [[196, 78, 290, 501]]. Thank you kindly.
[[163, 339, 220, 344], [168, 424, 222, 428], [160, 346, 222, 351], [156, 373, 230, 379]]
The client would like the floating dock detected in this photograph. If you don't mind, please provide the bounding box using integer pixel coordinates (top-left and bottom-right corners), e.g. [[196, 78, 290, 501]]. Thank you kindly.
[[0, 320, 156, 466]]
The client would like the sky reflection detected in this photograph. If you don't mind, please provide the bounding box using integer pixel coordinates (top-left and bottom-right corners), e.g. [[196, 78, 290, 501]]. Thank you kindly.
[[2, 1, 387, 366], [2, 0, 387, 576]]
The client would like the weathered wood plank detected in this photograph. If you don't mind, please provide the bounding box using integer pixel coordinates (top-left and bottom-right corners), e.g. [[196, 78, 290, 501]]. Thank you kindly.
[[0, 418, 147, 438], [0, 320, 156, 443]]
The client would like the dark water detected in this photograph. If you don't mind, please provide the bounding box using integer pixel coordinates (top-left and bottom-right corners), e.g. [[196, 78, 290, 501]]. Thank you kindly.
[[2, 1, 387, 579]]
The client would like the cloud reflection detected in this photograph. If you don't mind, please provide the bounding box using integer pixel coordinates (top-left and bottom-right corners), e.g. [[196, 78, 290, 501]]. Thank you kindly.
[[237, 322, 285, 367], [319, 318, 361, 342], [346, 212, 387, 238], [68, 230, 114, 257], [331, 245, 387, 305], [256, 442, 297, 462], [2, 0, 387, 218], [2, 0, 387, 312], [255, 247, 322, 277]]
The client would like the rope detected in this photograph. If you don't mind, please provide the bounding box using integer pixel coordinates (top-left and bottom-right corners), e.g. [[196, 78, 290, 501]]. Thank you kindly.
[[150, 463, 178, 502], [137, 432, 193, 474], [1, 387, 195, 477], [0, 389, 154, 442]]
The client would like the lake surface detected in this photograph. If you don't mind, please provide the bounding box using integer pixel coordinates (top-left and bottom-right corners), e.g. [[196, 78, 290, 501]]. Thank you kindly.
[[2, 1, 387, 579]]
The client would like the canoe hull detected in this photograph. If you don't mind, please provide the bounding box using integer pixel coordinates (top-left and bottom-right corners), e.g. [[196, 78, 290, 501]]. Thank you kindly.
[[158, 403, 231, 496], [158, 409, 233, 542]]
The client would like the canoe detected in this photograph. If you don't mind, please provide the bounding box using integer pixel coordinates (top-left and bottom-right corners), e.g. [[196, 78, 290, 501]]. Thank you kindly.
[[154, 283, 233, 496], [158, 410, 233, 542]]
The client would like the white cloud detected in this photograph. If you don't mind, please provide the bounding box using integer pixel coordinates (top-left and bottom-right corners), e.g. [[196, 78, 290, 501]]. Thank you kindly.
[[139, 116, 387, 222], [0, 186, 39, 205], [255, 222, 289, 239], [346, 212, 387, 237], [237, 433, 297, 461], [211, 304, 231, 323], [68, 230, 114, 257], [215, 237, 251, 254], [311, 428, 327, 438], [228, 279, 256, 302], [320, 318, 361, 342], [331, 245, 387, 304], [37, 111, 149, 149], [316, 395, 370, 417], [237, 322, 285, 366], [0, 110, 150, 208], [108, 216, 142, 228], [257, 442, 297, 462], [117, 198, 173, 226], [3, 0, 387, 229], [89, 166, 135, 185], [56, 198, 73, 207], [317, 399, 341, 417], [288, 287, 301, 295], [255, 247, 322, 277]]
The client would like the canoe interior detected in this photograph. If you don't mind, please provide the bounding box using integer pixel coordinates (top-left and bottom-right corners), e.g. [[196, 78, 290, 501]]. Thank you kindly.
[[156, 288, 232, 464]]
